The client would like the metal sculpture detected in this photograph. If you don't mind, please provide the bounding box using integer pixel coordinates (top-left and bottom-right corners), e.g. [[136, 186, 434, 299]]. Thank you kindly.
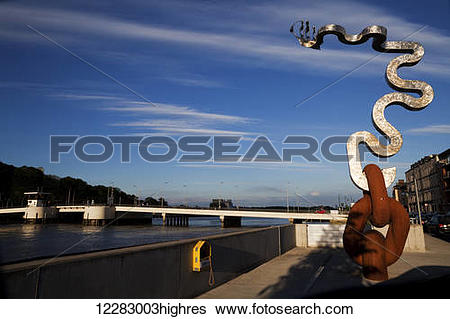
[[291, 21, 433, 280]]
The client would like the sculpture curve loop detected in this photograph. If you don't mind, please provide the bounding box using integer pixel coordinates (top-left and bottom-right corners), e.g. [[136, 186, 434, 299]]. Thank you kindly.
[[291, 22, 434, 190]]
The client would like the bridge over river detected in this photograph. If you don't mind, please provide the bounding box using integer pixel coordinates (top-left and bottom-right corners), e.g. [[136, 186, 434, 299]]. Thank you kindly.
[[0, 205, 347, 227]]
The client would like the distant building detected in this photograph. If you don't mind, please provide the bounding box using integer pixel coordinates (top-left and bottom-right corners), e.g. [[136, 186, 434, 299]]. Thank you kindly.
[[392, 179, 408, 209], [405, 148, 450, 214], [24, 191, 51, 207], [210, 199, 234, 209]]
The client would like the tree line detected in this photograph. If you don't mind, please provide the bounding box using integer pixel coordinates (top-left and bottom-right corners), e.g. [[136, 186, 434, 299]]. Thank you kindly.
[[0, 162, 139, 207]]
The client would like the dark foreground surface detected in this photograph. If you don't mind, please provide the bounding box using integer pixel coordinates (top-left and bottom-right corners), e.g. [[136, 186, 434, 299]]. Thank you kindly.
[[198, 234, 450, 298]]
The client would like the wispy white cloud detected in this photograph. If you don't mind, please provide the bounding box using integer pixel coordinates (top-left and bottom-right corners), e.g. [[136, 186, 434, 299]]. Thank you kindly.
[[112, 123, 257, 136], [50, 92, 254, 123], [105, 101, 253, 124], [2, 1, 449, 76], [408, 124, 450, 134], [49, 92, 258, 135], [161, 76, 225, 88]]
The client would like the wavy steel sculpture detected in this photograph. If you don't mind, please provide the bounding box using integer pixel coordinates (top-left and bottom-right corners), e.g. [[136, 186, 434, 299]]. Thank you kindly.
[[290, 21, 434, 190], [291, 21, 433, 280]]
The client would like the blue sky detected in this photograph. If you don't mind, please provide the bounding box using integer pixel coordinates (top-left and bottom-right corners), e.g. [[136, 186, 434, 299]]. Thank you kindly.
[[0, 0, 449, 206]]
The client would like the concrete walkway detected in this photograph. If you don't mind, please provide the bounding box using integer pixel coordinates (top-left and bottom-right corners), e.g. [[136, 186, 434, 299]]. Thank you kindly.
[[198, 234, 450, 298]]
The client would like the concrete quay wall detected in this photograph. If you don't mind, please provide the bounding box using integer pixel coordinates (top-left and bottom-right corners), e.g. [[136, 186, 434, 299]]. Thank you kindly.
[[295, 223, 426, 252], [0, 225, 296, 298], [372, 224, 426, 252]]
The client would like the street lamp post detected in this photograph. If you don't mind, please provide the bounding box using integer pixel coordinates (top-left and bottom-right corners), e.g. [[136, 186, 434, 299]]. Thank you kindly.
[[286, 182, 290, 213], [234, 185, 239, 210], [414, 177, 422, 225], [183, 184, 187, 207]]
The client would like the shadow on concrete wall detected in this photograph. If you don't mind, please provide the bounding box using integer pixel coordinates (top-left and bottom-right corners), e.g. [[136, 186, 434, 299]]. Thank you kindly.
[[211, 244, 264, 273]]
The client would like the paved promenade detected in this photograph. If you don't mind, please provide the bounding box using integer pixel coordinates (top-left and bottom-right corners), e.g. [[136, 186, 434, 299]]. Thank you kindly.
[[198, 234, 450, 298]]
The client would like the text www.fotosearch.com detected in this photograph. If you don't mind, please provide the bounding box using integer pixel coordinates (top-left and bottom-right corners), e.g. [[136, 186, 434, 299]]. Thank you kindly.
[[96, 302, 354, 317], [215, 302, 353, 315]]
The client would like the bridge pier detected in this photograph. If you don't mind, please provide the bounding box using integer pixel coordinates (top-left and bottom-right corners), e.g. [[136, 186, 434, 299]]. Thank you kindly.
[[83, 206, 115, 226], [162, 213, 189, 227], [24, 207, 58, 224], [220, 215, 241, 228]]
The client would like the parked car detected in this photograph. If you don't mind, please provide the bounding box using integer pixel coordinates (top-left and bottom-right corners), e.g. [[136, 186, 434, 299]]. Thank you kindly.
[[422, 217, 431, 232], [420, 213, 432, 231], [426, 215, 450, 237]]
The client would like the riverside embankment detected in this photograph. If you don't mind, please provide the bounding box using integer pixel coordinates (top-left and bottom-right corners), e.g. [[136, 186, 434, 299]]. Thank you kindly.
[[0, 223, 427, 298], [0, 224, 296, 298]]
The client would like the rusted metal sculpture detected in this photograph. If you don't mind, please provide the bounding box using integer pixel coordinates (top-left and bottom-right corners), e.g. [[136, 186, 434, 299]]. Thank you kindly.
[[343, 164, 410, 280], [291, 21, 433, 280]]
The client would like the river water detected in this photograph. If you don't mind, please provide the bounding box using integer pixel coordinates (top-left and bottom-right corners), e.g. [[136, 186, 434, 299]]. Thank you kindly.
[[0, 217, 289, 264]]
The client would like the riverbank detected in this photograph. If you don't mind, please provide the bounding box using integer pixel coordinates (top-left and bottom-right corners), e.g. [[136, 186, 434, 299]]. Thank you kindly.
[[0, 217, 289, 264]]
